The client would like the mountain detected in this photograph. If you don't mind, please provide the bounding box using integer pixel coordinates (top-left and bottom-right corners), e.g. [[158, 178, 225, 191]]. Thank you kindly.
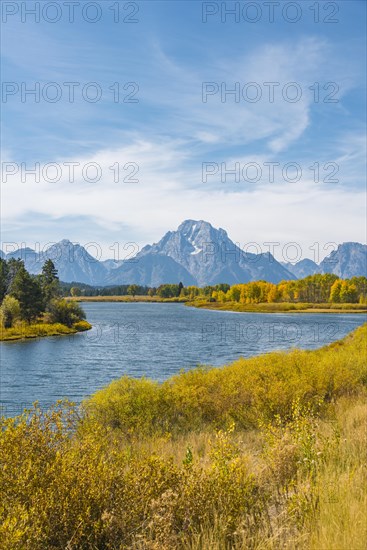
[[134, 220, 295, 286], [281, 243, 367, 280], [5, 240, 107, 285], [101, 259, 124, 271], [106, 254, 196, 287], [281, 258, 319, 279], [5, 247, 39, 272], [42, 240, 108, 285], [3, 225, 366, 286], [320, 242, 367, 279]]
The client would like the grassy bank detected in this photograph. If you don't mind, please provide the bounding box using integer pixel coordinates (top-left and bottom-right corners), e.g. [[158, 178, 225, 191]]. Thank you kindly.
[[68, 295, 188, 303], [85, 323, 367, 434], [0, 320, 91, 341], [1, 324, 366, 549], [188, 300, 367, 314], [68, 295, 367, 313]]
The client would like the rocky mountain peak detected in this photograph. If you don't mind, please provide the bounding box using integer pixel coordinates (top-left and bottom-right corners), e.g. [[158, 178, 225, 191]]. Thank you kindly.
[[3, 224, 365, 285]]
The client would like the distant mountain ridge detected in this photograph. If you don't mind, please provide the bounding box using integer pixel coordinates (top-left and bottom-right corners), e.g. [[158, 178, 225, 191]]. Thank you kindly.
[[283, 242, 367, 280], [4, 240, 107, 285], [281, 258, 319, 279], [2, 221, 366, 286], [108, 220, 295, 286], [319, 242, 367, 279]]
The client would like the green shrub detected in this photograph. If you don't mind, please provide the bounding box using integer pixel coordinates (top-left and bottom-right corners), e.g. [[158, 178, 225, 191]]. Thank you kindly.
[[1, 326, 366, 549], [47, 299, 86, 327]]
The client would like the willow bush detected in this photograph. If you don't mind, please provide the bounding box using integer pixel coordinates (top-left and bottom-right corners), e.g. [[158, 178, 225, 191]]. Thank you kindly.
[[1, 324, 366, 549]]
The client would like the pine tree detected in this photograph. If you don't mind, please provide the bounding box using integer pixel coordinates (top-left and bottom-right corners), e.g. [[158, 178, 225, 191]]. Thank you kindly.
[[41, 260, 60, 307], [5, 258, 24, 293], [10, 266, 44, 323], [0, 258, 9, 303]]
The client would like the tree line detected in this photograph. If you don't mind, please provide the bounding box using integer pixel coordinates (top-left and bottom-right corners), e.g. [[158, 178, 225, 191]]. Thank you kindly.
[[65, 282, 186, 299], [212, 274, 367, 304], [0, 258, 85, 329], [65, 274, 367, 304]]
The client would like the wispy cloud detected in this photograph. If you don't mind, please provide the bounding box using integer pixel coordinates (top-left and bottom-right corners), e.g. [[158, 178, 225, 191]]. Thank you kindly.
[[1, 3, 365, 255], [2, 135, 365, 259]]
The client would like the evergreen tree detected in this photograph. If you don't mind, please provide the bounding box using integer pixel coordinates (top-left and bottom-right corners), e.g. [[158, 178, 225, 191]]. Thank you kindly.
[[0, 258, 9, 303], [10, 266, 44, 323], [40, 260, 60, 306], [6, 258, 24, 293]]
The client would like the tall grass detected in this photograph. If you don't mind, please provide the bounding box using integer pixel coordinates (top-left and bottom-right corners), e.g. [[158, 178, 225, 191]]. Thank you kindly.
[[1, 325, 366, 549]]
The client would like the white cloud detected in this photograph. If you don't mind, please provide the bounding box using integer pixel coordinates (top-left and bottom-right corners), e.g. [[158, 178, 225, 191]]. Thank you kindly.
[[2, 31, 365, 260], [138, 37, 337, 153], [2, 136, 365, 260]]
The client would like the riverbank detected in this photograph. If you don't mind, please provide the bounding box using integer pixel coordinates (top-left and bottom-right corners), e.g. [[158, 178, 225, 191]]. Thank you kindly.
[[187, 300, 367, 314], [0, 320, 92, 341], [2, 324, 366, 549], [67, 295, 367, 313], [67, 295, 187, 303]]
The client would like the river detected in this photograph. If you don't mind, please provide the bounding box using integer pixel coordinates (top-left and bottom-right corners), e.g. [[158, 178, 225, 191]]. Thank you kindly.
[[1, 302, 365, 416]]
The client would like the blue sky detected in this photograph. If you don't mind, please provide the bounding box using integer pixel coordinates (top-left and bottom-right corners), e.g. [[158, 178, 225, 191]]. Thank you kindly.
[[1, 0, 366, 260]]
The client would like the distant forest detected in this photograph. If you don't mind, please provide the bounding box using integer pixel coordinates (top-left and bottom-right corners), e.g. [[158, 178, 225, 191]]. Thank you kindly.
[[62, 274, 367, 304]]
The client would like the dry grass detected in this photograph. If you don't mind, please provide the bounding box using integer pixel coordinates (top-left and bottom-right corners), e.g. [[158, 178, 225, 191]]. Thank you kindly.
[[1, 325, 366, 549]]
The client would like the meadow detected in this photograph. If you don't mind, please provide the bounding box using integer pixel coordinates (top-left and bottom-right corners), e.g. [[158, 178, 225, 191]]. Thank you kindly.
[[1, 324, 366, 549]]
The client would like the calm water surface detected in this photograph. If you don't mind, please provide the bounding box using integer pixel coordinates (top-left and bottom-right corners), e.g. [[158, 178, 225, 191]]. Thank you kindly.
[[1, 303, 366, 415]]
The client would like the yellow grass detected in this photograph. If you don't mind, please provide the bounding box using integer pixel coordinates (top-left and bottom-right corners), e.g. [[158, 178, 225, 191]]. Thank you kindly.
[[0, 320, 92, 341], [188, 300, 367, 314], [67, 295, 367, 313], [1, 324, 366, 548]]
